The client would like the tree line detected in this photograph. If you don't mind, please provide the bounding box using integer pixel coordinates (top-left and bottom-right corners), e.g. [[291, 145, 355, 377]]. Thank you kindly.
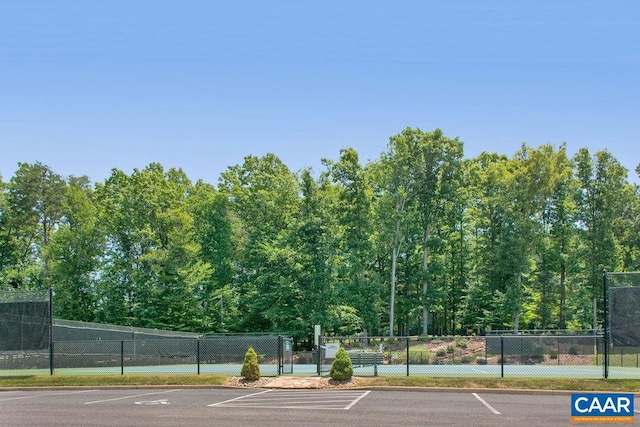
[[1, 127, 639, 347]]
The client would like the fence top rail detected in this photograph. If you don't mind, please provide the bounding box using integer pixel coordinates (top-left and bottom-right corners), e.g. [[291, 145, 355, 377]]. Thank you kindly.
[[320, 335, 482, 340], [497, 334, 604, 339], [54, 338, 200, 343], [54, 319, 200, 338], [486, 329, 602, 335], [320, 334, 605, 342], [606, 271, 640, 276]]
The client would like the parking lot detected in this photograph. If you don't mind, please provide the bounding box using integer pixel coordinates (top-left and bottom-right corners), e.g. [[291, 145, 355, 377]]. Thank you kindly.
[[3, 387, 636, 426]]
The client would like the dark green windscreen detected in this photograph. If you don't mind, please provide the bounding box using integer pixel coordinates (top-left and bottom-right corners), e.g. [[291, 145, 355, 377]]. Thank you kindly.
[[0, 291, 50, 351], [610, 286, 640, 347]]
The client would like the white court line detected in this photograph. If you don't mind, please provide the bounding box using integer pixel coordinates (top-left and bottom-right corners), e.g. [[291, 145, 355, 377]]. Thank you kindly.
[[208, 389, 272, 407], [0, 390, 97, 402], [472, 393, 501, 415], [84, 389, 180, 405]]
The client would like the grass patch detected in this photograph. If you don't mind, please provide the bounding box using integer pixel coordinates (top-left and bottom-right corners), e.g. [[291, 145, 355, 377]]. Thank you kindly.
[[0, 375, 638, 392], [0, 374, 228, 388], [359, 377, 640, 392]]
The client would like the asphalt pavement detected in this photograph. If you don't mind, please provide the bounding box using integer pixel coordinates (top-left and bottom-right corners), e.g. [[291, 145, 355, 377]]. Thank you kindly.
[[3, 387, 636, 426]]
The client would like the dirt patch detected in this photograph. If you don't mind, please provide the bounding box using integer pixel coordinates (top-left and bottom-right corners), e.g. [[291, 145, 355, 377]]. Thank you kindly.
[[225, 376, 273, 388], [224, 376, 363, 389]]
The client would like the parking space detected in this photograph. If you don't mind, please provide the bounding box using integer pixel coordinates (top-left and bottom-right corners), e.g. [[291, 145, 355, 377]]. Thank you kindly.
[[209, 389, 370, 410]]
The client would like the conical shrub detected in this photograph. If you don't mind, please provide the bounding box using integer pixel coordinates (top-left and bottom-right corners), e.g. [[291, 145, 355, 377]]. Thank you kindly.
[[241, 347, 260, 380], [329, 346, 353, 381]]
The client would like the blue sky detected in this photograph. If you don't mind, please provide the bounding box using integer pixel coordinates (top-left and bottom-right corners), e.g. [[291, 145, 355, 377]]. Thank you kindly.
[[1, 1, 638, 185]]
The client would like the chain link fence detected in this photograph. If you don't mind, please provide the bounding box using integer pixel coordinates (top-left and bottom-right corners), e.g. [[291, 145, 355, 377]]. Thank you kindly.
[[318, 334, 612, 379], [1, 337, 292, 377], [43, 336, 290, 376]]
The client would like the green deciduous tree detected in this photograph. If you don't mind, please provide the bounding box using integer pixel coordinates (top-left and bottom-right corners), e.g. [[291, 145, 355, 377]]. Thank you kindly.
[[1, 162, 67, 291], [94, 164, 211, 330], [325, 148, 379, 336], [191, 184, 238, 332], [573, 149, 631, 328], [48, 177, 102, 321], [218, 154, 300, 332]]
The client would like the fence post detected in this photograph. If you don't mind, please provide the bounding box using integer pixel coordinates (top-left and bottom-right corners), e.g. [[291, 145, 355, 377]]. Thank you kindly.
[[120, 341, 124, 375], [484, 337, 487, 364], [406, 337, 410, 377], [49, 286, 54, 376], [500, 336, 504, 378], [197, 339, 201, 375], [603, 270, 609, 379], [50, 341, 54, 376], [316, 335, 322, 376], [277, 336, 283, 376]]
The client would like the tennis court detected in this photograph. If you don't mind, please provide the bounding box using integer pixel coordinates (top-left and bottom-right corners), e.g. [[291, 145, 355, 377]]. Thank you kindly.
[[2, 363, 639, 379]]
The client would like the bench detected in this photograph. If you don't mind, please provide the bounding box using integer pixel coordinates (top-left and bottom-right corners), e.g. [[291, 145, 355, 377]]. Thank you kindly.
[[347, 350, 384, 367]]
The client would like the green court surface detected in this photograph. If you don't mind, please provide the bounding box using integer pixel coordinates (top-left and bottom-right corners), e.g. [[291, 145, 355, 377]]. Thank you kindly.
[[1, 363, 639, 379]]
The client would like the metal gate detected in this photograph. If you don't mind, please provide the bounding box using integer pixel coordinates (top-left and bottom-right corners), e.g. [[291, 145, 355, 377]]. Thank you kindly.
[[279, 336, 294, 374]]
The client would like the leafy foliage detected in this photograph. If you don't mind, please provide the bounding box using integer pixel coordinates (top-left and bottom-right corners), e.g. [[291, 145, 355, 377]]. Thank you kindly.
[[1, 135, 639, 342]]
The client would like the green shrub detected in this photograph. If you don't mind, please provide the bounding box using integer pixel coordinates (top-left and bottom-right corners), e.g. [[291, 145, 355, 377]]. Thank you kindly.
[[408, 351, 432, 364], [241, 347, 260, 380], [329, 347, 353, 381], [526, 354, 545, 364], [455, 338, 468, 349], [436, 348, 447, 357]]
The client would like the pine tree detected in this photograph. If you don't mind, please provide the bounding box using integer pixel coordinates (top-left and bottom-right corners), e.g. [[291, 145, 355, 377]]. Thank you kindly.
[[241, 347, 261, 380], [329, 347, 353, 381]]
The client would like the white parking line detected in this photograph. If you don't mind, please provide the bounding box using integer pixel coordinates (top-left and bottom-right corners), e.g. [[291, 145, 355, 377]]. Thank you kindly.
[[0, 390, 97, 402], [208, 389, 272, 407], [84, 389, 180, 405], [344, 390, 371, 410], [209, 389, 370, 410], [472, 393, 501, 415]]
